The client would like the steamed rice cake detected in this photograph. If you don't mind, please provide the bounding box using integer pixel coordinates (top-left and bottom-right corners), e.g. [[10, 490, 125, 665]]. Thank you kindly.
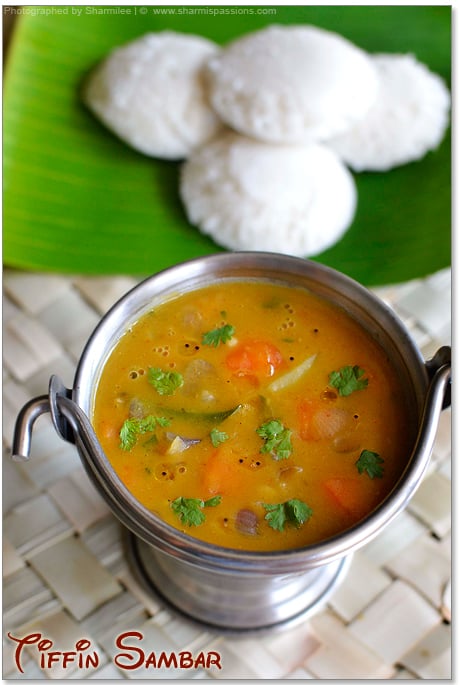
[[205, 25, 379, 144], [179, 131, 356, 257], [327, 53, 451, 171], [83, 32, 222, 160]]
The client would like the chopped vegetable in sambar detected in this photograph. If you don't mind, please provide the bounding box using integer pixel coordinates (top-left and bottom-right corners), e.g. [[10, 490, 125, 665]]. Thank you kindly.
[[92, 281, 416, 551]]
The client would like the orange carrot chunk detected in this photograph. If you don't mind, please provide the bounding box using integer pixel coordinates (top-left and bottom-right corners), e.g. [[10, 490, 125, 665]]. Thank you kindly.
[[226, 340, 283, 377], [323, 478, 369, 519], [203, 448, 243, 496]]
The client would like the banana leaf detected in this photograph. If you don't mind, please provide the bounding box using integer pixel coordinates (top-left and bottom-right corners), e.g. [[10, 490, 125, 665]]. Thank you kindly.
[[3, 5, 451, 286]]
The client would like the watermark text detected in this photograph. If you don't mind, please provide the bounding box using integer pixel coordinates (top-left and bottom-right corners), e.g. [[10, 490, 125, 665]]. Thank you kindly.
[[4, 6, 277, 18], [7, 630, 222, 674]]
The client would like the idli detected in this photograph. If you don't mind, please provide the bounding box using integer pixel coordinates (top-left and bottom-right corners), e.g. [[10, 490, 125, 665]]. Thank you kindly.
[[83, 32, 222, 160], [179, 131, 356, 257], [205, 25, 379, 144], [327, 53, 451, 171]]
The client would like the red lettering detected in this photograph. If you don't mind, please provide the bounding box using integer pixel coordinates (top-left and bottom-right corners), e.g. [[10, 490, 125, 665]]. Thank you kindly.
[[206, 651, 222, 669], [158, 652, 178, 668], [114, 631, 145, 670], [193, 652, 206, 668], [144, 652, 157, 667], [84, 652, 100, 668], [7, 632, 43, 674], [7, 632, 100, 673], [62, 652, 76, 668], [179, 651, 194, 668], [47, 652, 61, 668]]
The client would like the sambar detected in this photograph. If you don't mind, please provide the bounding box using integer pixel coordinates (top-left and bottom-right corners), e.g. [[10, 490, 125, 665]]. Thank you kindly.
[[93, 280, 415, 551]]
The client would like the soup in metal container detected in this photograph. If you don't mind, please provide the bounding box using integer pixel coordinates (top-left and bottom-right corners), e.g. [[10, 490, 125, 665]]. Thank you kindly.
[[93, 279, 416, 551]]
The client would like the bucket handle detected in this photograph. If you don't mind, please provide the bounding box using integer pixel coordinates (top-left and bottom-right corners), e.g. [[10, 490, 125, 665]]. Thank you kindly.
[[11, 347, 451, 463], [12, 376, 98, 463], [425, 345, 451, 409]]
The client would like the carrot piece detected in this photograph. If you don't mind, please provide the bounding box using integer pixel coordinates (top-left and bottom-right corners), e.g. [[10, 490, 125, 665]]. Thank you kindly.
[[119, 464, 137, 491], [297, 400, 316, 440], [323, 478, 368, 518], [226, 340, 283, 377], [202, 448, 243, 496], [98, 419, 118, 442]]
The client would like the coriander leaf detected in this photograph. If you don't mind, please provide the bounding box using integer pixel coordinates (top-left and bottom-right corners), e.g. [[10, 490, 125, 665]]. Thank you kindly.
[[202, 324, 235, 347], [275, 430, 293, 460], [119, 420, 138, 451], [210, 428, 229, 447], [203, 495, 222, 508], [263, 503, 286, 531], [256, 419, 292, 460], [148, 367, 183, 396], [329, 365, 368, 397], [256, 419, 283, 440], [171, 497, 205, 526], [355, 450, 384, 479], [285, 499, 313, 527], [119, 415, 170, 450], [263, 499, 313, 531], [171, 495, 222, 526]]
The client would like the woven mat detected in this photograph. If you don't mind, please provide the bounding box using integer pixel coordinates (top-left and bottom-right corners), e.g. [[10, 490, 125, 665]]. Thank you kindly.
[[2, 267, 451, 680]]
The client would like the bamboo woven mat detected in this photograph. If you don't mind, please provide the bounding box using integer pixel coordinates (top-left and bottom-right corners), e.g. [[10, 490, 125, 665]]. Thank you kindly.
[[2, 267, 451, 680]]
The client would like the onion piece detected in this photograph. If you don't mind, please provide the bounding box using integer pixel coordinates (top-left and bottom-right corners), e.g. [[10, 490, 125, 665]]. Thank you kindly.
[[129, 398, 145, 418], [166, 432, 201, 454], [235, 508, 258, 535], [267, 353, 317, 393]]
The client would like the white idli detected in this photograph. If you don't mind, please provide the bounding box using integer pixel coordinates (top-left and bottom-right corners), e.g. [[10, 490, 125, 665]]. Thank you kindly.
[[205, 24, 379, 144], [327, 53, 451, 171], [180, 131, 356, 257], [83, 32, 222, 160]]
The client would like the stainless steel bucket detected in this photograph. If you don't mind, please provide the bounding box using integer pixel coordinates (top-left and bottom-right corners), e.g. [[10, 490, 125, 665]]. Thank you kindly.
[[12, 253, 451, 634]]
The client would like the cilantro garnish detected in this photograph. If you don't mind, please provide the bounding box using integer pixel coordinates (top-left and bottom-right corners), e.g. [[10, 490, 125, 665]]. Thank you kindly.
[[171, 495, 222, 527], [263, 499, 313, 532], [329, 365, 368, 396], [256, 419, 292, 460], [202, 324, 235, 347], [210, 428, 229, 447], [119, 415, 170, 451], [355, 450, 384, 479], [148, 367, 183, 396]]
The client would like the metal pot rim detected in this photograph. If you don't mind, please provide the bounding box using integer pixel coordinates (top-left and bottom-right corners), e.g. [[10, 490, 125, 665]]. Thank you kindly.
[[63, 253, 449, 572]]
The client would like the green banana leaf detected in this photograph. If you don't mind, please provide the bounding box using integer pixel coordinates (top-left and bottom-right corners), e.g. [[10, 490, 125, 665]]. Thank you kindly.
[[3, 5, 451, 286]]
